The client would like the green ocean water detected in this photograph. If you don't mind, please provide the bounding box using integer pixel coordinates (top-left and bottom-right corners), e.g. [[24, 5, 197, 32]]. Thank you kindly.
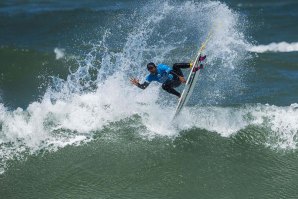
[[0, 0, 298, 198], [2, 126, 298, 198]]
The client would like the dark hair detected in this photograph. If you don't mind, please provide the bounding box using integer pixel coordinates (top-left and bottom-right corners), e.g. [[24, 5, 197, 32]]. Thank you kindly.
[[147, 62, 156, 70]]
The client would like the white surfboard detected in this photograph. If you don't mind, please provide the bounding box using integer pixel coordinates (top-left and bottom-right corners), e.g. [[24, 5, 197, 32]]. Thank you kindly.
[[173, 53, 205, 118], [173, 32, 212, 119]]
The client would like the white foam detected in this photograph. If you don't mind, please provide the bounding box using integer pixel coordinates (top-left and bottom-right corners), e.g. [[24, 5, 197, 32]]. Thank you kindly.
[[176, 104, 298, 150], [54, 48, 65, 59], [250, 104, 298, 149], [249, 42, 298, 53]]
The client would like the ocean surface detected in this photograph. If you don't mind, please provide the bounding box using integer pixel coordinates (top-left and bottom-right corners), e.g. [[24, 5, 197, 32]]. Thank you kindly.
[[0, 0, 298, 198]]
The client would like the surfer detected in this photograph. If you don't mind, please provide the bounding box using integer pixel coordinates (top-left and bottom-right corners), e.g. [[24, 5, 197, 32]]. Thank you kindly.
[[130, 61, 204, 98]]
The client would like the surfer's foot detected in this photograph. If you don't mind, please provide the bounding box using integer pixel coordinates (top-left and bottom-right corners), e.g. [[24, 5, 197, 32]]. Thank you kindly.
[[199, 55, 206, 61], [193, 64, 203, 72]]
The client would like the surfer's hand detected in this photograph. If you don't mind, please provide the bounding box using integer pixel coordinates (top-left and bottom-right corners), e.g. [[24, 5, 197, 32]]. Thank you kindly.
[[130, 77, 140, 86], [178, 76, 186, 83]]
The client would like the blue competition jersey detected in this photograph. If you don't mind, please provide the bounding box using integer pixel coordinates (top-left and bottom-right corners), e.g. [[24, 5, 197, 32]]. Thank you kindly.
[[145, 64, 173, 84]]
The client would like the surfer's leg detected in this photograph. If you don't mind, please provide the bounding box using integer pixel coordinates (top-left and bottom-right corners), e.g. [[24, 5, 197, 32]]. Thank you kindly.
[[172, 63, 191, 76], [162, 80, 181, 98], [173, 63, 191, 69]]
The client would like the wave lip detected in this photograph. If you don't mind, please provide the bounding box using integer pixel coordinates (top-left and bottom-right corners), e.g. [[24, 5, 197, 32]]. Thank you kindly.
[[248, 42, 298, 53]]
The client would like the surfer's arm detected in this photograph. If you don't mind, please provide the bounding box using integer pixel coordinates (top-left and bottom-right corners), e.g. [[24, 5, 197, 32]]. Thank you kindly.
[[137, 82, 149, 89], [130, 78, 149, 90]]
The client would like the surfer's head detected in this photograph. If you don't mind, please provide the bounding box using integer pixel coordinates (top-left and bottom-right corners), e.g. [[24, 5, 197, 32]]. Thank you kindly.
[[147, 62, 156, 73]]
